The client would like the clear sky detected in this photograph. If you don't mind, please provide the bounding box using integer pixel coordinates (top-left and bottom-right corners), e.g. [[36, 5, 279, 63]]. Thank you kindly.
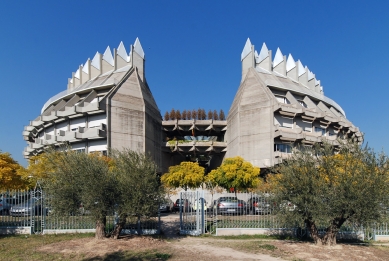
[[1, 1, 388, 166]]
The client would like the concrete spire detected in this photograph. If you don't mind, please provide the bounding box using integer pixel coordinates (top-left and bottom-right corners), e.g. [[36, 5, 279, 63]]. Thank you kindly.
[[134, 37, 145, 59], [273, 48, 283, 67], [102, 46, 114, 66], [256, 43, 269, 63], [241, 38, 252, 61], [91, 52, 101, 70]]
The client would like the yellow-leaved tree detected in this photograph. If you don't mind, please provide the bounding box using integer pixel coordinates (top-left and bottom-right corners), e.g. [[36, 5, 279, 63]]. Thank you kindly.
[[18, 153, 59, 188], [161, 161, 205, 191], [0, 151, 27, 190], [206, 156, 261, 194]]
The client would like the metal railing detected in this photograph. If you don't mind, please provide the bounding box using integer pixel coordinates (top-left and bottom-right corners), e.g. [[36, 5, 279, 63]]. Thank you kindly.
[[0, 189, 160, 235]]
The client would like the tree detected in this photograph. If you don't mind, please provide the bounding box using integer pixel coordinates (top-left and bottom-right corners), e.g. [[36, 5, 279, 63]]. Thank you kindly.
[[0, 151, 26, 190], [270, 140, 389, 246], [175, 110, 182, 120], [161, 161, 205, 191], [19, 153, 61, 189], [109, 149, 163, 239], [164, 111, 170, 121], [182, 110, 187, 120], [219, 109, 226, 120], [200, 109, 206, 120], [192, 109, 197, 120], [207, 156, 261, 194], [187, 110, 192, 120], [208, 110, 213, 120], [169, 109, 176, 120], [43, 148, 117, 239], [213, 110, 219, 120]]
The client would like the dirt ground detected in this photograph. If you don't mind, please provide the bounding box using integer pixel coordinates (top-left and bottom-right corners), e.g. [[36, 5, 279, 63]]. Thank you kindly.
[[38, 214, 389, 261]]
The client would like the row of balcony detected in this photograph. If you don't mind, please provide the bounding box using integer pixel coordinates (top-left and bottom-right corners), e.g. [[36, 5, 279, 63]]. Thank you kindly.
[[275, 103, 354, 129], [164, 140, 227, 154], [274, 125, 363, 145], [23, 125, 106, 157], [162, 119, 227, 132]]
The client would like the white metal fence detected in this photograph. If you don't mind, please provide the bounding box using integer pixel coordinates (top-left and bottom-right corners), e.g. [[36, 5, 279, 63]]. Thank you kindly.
[[177, 190, 389, 241], [0, 189, 160, 235]]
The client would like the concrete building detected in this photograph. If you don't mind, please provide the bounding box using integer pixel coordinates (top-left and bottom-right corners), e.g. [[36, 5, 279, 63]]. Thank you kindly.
[[226, 39, 362, 168], [22, 38, 162, 171], [22, 38, 362, 173]]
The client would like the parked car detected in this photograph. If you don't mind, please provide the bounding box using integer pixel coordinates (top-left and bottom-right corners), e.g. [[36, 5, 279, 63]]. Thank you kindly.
[[246, 196, 272, 215], [10, 197, 48, 217], [215, 197, 246, 215], [192, 198, 207, 211], [173, 198, 191, 213], [159, 198, 173, 213], [280, 200, 296, 211], [0, 198, 21, 215]]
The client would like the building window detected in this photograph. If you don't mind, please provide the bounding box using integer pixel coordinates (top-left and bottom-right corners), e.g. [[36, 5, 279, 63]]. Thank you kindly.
[[298, 100, 307, 108], [315, 127, 326, 136], [275, 95, 290, 104], [274, 143, 292, 153]]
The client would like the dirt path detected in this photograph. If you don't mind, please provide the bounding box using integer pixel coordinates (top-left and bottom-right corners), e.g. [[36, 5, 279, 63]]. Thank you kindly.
[[160, 214, 286, 261]]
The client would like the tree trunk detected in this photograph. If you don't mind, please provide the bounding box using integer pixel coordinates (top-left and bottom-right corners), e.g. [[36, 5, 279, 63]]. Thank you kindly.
[[95, 216, 106, 239], [111, 214, 127, 239], [322, 217, 346, 246], [322, 226, 337, 246], [306, 219, 322, 245]]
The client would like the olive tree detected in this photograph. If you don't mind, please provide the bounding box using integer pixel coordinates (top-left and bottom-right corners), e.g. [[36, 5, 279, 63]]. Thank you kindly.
[[271, 140, 389, 246], [109, 149, 163, 239], [43, 149, 117, 239]]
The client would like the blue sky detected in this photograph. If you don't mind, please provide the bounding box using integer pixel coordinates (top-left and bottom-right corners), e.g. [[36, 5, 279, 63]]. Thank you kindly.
[[1, 1, 388, 166]]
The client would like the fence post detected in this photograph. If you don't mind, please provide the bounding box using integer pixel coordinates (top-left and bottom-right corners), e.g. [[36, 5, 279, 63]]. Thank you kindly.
[[201, 191, 205, 234]]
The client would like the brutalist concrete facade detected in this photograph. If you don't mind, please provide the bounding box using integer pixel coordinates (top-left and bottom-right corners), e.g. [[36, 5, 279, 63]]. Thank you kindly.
[[22, 38, 162, 171], [22, 38, 362, 172], [226, 39, 362, 168]]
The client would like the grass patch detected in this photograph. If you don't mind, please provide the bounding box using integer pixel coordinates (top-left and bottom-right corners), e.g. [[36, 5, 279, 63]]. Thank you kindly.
[[257, 243, 277, 251], [213, 234, 296, 241], [0, 233, 171, 261], [82, 250, 171, 261]]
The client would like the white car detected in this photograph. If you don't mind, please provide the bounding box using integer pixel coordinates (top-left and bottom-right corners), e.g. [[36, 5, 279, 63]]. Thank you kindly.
[[192, 198, 207, 211]]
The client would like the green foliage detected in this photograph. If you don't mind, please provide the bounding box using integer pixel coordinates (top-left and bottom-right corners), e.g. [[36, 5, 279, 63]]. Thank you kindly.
[[271, 140, 389, 245], [161, 161, 205, 190], [42, 145, 163, 239], [110, 149, 163, 218], [207, 156, 261, 193], [43, 148, 117, 221]]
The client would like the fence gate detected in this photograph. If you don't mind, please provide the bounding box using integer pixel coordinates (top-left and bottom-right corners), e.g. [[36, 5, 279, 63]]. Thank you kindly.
[[31, 187, 46, 234], [179, 191, 205, 235]]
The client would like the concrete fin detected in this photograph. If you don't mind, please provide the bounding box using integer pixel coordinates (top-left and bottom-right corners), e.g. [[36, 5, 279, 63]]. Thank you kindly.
[[74, 68, 80, 79], [82, 59, 90, 74], [127, 46, 132, 62], [273, 47, 283, 67], [117, 41, 129, 61], [308, 68, 315, 80], [241, 38, 252, 61], [298, 60, 306, 76], [286, 54, 296, 72], [91, 52, 101, 70], [315, 79, 320, 86], [103, 46, 114, 66], [134, 37, 145, 59], [257, 42, 269, 63]]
